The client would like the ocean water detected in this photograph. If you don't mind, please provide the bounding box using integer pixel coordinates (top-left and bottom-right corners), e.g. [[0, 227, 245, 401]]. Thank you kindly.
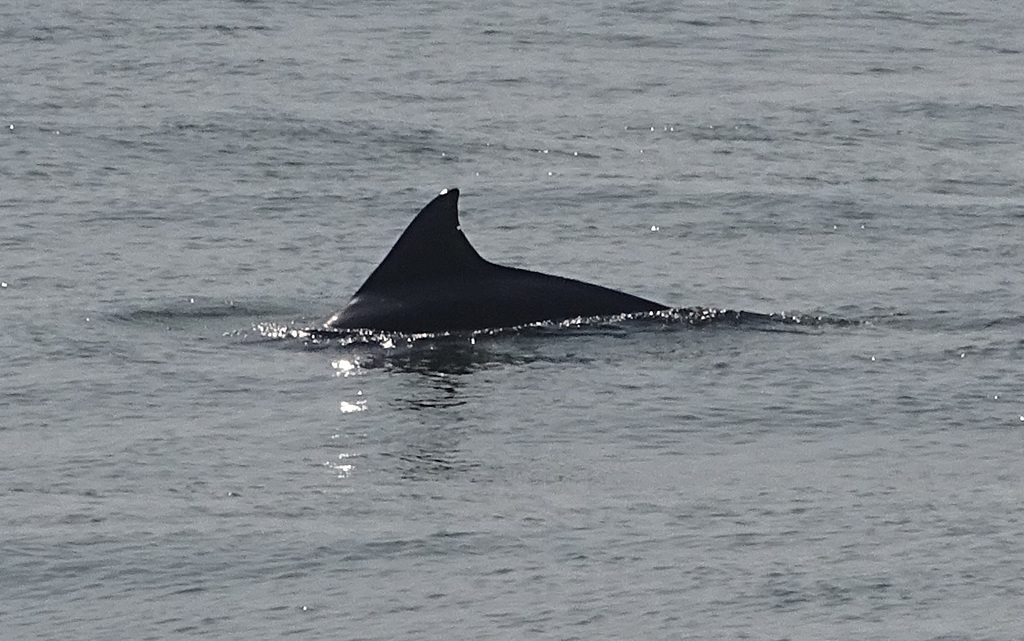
[[2, 1, 1023, 639]]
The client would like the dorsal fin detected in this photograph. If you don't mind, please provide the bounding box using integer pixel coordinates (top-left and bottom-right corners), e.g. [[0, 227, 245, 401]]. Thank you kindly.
[[353, 188, 487, 295]]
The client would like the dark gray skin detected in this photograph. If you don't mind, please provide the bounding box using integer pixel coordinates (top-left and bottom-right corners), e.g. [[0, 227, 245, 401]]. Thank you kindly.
[[325, 189, 668, 333]]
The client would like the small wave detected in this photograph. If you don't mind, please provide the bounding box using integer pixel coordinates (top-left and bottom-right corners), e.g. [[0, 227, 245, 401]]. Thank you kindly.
[[111, 299, 302, 327], [251, 306, 853, 347]]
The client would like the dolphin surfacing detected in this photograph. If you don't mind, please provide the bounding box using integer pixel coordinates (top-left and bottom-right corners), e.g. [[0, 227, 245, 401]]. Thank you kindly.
[[325, 189, 668, 333]]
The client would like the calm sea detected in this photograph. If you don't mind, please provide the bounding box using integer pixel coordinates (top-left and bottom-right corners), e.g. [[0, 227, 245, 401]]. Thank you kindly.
[[2, 1, 1023, 639]]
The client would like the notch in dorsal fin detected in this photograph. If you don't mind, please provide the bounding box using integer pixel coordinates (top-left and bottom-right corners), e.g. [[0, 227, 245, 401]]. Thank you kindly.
[[353, 188, 487, 295]]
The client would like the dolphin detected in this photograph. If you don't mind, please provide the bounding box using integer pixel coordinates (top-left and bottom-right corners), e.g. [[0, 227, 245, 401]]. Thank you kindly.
[[324, 188, 668, 333]]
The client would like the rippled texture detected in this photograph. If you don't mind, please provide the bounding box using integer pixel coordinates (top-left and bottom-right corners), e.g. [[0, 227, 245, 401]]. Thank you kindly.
[[2, 1, 1023, 639]]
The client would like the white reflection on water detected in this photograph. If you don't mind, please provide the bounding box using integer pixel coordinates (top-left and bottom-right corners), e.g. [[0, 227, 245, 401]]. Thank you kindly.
[[325, 453, 353, 478], [339, 400, 366, 413], [332, 358, 358, 376]]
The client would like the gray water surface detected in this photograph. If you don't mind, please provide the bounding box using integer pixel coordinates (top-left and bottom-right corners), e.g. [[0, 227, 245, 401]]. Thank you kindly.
[[2, 1, 1023, 639]]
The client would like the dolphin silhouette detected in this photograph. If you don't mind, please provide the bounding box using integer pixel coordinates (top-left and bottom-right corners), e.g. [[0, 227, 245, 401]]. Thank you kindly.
[[325, 189, 668, 333]]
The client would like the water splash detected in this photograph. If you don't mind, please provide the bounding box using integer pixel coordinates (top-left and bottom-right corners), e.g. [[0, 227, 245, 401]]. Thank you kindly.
[[248, 306, 854, 351]]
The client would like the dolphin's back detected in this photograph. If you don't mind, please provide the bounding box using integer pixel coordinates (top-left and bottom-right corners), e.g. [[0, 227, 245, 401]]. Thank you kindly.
[[325, 189, 667, 333]]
